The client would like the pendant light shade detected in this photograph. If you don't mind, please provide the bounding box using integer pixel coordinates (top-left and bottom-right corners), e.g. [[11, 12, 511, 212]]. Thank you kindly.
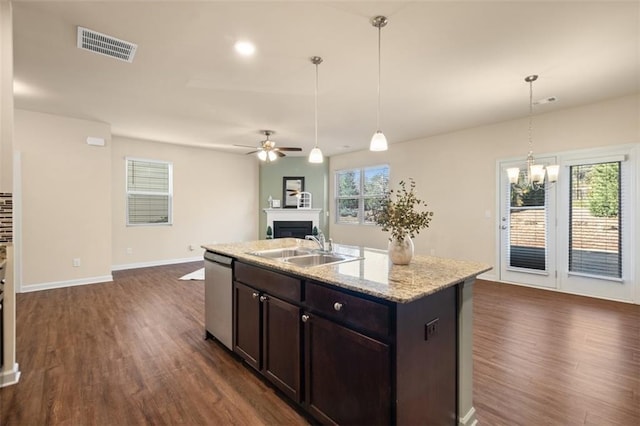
[[370, 131, 388, 151], [370, 15, 388, 152], [308, 147, 323, 163], [308, 56, 324, 163]]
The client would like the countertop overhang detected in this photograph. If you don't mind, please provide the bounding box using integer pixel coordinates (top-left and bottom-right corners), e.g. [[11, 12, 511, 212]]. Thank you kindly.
[[202, 238, 491, 304]]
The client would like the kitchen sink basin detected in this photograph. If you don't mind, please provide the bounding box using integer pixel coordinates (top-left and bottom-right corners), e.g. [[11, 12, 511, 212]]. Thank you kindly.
[[249, 247, 314, 258], [248, 247, 362, 268], [283, 253, 360, 267]]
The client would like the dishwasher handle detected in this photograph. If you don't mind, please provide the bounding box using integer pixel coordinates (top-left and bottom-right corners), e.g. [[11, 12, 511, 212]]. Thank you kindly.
[[204, 251, 233, 266]]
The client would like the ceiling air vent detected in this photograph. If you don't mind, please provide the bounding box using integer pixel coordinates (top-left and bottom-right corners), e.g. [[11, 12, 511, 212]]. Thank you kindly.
[[77, 26, 137, 63]]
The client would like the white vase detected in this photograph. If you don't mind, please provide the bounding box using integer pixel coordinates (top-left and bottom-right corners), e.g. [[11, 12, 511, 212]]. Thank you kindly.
[[388, 236, 414, 265]]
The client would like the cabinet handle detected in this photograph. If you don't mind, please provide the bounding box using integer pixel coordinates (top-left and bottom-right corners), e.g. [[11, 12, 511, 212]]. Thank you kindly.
[[259, 295, 268, 302], [301, 314, 310, 323], [333, 302, 343, 312], [252, 292, 259, 299]]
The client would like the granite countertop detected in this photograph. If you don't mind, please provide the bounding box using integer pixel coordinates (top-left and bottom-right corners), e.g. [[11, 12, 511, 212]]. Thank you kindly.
[[202, 238, 491, 304]]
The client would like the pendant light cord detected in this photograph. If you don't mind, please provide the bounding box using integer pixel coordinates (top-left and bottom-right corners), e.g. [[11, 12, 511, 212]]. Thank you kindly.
[[528, 78, 533, 153], [315, 62, 319, 148], [377, 24, 382, 131]]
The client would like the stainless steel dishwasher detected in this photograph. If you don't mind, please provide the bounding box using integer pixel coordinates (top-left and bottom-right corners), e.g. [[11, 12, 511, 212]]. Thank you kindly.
[[204, 251, 233, 350]]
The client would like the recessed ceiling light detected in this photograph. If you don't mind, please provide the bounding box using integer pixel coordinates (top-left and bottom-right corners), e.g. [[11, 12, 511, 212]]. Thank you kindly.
[[234, 40, 255, 56]]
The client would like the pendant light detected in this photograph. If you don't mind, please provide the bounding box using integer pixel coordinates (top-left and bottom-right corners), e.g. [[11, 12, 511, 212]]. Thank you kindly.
[[370, 15, 388, 152], [507, 75, 559, 189], [308, 56, 324, 163]]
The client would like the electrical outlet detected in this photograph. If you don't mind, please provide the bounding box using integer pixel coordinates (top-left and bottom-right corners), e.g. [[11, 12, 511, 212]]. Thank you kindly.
[[126, 248, 133, 255], [72, 258, 81, 267], [425, 318, 439, 341]]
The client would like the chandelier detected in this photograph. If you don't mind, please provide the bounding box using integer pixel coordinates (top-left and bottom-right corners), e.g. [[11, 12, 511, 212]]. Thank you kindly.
[[507, 75, 559, 190]]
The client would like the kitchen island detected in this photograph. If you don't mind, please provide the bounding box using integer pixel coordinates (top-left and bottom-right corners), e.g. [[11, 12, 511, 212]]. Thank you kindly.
[[202, 238, 491, 426]]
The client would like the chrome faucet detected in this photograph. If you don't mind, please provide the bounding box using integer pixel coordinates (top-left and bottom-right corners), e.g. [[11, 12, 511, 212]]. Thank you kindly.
[[305, 233, 333, 252]]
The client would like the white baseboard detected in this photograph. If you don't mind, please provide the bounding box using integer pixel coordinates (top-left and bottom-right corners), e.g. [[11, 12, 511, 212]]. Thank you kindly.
[[20, 275, 113, 293], [111, 256, 202, 272], [0, 363, 21, 388], [459, 406, 477, 426]]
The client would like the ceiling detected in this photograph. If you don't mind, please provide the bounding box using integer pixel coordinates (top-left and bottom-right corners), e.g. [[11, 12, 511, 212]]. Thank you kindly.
[[11, 1, 640, 158]]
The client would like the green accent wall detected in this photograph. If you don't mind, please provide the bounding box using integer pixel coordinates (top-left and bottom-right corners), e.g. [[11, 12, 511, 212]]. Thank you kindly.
[[259, 157, 330, 239]]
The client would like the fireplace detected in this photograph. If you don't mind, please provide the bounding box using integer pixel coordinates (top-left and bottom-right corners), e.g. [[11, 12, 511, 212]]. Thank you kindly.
[[263, 208, 322, 239], [274, 221, 312, 239]]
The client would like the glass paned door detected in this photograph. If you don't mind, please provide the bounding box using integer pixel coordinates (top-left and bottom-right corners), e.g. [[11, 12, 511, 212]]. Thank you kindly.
[[499, 159, 557, 288], [557, 152, 634, 302], [569, 162, 621, 278]]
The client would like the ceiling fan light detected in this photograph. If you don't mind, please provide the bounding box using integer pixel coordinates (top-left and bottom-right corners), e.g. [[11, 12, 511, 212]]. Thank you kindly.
[[267, 151, 278, 162], [370, 131, 388, 151], [257, 150, 267, 161], [308, 147, 323, 163]]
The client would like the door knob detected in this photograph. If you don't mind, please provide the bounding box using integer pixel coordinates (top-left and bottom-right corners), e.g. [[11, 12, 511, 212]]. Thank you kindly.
[[259, 295, 268, 302], [252, 292, 259, 299], [301, 314, 310, 323], [333, 302, 343, 311]]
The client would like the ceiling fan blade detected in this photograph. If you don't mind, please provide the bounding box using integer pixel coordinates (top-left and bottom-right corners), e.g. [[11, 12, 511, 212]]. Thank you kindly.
[[277, 147, 302, 152], [276, 151, 286, 157], [233, 144, 261, 149], [244, 150, 259, 155]]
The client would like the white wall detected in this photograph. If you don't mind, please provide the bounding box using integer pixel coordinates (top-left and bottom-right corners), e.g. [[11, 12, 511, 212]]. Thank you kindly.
[[14, 111, 259, 287], [0, 0, 13, 192], [14, 110, 112, 289], [111, 136, 258, 268], [330, 94, 640, 275]]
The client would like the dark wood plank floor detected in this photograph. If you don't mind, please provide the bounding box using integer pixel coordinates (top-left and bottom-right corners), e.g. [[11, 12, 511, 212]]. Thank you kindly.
[[1, 264, 638, 425], [474, 280, 640, 426]]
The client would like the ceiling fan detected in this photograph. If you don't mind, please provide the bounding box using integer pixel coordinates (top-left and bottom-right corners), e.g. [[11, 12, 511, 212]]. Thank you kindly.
[[235, 130, 302, 162]]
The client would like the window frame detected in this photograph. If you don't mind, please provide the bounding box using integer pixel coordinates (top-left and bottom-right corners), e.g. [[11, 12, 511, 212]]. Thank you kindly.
[[125, 157, 173, 226], [334, 164, 389, 225]]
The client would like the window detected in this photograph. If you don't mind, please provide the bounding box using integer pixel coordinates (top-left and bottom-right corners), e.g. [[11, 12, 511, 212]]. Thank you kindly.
[[126, 158, 173, 225], [335, 165, 389, 224], [569, 161, 622, 279]]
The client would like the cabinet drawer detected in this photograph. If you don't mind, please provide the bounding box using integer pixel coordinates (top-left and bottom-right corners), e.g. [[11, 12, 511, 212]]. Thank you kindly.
[[305, 282, 390, 337], [235, 262, 301, 302]]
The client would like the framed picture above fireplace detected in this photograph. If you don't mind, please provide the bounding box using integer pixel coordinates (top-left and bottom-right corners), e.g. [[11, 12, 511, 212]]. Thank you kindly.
[[283, 176, 305, 208]]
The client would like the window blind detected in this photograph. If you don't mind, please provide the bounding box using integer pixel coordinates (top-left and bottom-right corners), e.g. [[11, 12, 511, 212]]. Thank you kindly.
[[569, 162, 622, 278], [126, 158, 172, 225], [507, 171, 547, 271]]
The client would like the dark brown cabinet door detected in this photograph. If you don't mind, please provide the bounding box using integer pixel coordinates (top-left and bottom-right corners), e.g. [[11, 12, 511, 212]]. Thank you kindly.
[[262, 295, 301, 402], [233, 281, 261, 370], [304, 313, 391, 426]]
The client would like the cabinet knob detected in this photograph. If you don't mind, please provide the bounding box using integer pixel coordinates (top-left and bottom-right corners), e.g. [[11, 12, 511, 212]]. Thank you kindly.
[[301, 314, 310, 323], [333, 302, 343, 312], [259, 295, 268, 302], [252, 292, 259, 299]]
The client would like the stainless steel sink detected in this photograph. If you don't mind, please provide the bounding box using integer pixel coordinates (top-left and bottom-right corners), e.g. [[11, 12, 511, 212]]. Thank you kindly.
[[248, 247, 314, 258], [283, 253, 360, 267], [248, 247, 361, 268]]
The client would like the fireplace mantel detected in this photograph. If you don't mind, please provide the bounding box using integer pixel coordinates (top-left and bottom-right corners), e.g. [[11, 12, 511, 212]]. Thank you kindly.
[[263, 208, 322, 233]]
